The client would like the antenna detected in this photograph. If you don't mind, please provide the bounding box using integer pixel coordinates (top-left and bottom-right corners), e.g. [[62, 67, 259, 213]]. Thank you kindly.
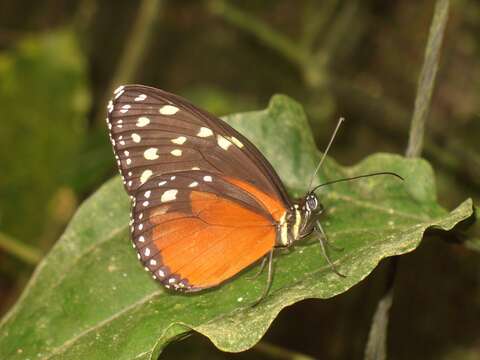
[[311, 172, 404, 193], [307, 117, 345, 192]]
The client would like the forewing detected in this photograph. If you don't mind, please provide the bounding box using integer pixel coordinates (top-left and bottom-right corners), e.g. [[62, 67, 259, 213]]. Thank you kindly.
[[106, 84, 290, 206]]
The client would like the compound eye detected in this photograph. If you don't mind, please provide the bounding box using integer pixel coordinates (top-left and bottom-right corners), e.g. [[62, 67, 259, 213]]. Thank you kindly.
[[306, 195, 318, 211]]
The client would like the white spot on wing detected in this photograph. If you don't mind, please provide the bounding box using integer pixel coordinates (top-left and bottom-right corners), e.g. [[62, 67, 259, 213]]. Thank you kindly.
[[120, 104, 131, 113], [132, 133, 141, 143], [191, 167, 200, 170], [158, 180, 167, 186], [134, 94, 147, 102], [161, 189, 178, 202], [170, 149, 182, 157], [144, 148, 159, 160], [189, 181, 198, 187], [144, 247, 150, 256], [144, 190, 151, 198], [139, 236, 145, 242], [203, 175, 212, 182], [171, 136, 187, 145], [114, 85, 124, 94], [136, 116, 150, 127], [159, 105, 179, 115], [217, 135, 232, 150], [114, 89, 124, 99], [230, 136, 244, 148], [140, 169, 153, 184], [197, 127, 213, 137]]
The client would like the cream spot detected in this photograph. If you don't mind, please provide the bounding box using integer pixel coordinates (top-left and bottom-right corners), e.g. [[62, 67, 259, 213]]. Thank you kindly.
[[217, 135, 232, 150], [124, 150, 129, 156], [131, 133, 141, 143], [126, 158, 132, 165], [158, 270, 165, 277], [144, 190, 151, 198], [159, 105, 179, 115], [150, 259, 157, 266], [144, 148, 159, 160], [140, 169, 153, 184], [136, 116, 150, 127], [197, 127, 213, 137], [143, 201, 149, 207], [139, 213, 143, 220], [170, 149, 182, 157], [189, 181, 198, 188], [144, 247, 151, 256], [119, 140, 126, 146], [128, 180, 133, 187], [191, 167, 200, 170], [203, 175, 212, 182], [138, 224, 143, 231], [158, 180, 167, 186], [168, 278, 176, 284], [114, 85, 124, 94], [170, 176, 176, 180], [161, 189, 178, 202], [107, 100, 113, 113], [120, 104, 131, 113], [171, 136, 187, 145], [139, 235, 145, 242], [134, 94, 147, 102], [230, 136, 244, 148], [114, 89, 124, 99]]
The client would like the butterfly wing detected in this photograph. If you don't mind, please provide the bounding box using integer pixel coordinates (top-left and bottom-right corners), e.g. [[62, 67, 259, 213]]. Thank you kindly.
[[106, 85, 290, 290]]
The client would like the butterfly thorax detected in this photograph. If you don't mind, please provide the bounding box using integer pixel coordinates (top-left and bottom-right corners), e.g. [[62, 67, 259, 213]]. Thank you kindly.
[[275, 192, 323, 248]]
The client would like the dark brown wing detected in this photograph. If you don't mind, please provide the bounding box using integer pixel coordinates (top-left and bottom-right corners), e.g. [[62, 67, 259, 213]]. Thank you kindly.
[[106, 84, 291, 206]]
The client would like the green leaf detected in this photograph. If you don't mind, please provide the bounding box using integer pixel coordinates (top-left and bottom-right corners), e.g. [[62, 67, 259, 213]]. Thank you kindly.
[[0, 95, 473, 359]]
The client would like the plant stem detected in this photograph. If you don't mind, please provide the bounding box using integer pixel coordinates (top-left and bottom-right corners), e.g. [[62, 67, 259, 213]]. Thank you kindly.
[[96, 0, 162, 128], [365, 1, 450, 359], [208, 0, 308, 69], [406, 0, 450, 158], [253, 340, 315, 360], [0, 232, 43, 266]]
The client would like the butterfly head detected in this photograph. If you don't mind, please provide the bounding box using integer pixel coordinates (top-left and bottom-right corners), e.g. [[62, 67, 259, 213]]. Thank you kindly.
[[276, 192, 324, 247]]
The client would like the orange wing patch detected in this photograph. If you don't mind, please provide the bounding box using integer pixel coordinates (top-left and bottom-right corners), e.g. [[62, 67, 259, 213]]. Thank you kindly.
[[224, 176, 286, 222], [151, 190, 277, 289]]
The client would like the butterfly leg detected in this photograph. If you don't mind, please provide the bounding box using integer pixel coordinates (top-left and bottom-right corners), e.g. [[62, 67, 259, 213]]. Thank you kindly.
[[252, 250, 274, 306], [248, 255, 268, 280], [315, 221, 346, 278]]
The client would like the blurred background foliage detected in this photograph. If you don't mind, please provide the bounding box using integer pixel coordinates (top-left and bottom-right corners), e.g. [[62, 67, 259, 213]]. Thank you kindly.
[[0, 1, 479, 359]]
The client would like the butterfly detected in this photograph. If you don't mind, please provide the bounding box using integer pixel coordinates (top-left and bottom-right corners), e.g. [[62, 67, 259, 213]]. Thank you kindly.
[[106, 84, 401, 301]]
